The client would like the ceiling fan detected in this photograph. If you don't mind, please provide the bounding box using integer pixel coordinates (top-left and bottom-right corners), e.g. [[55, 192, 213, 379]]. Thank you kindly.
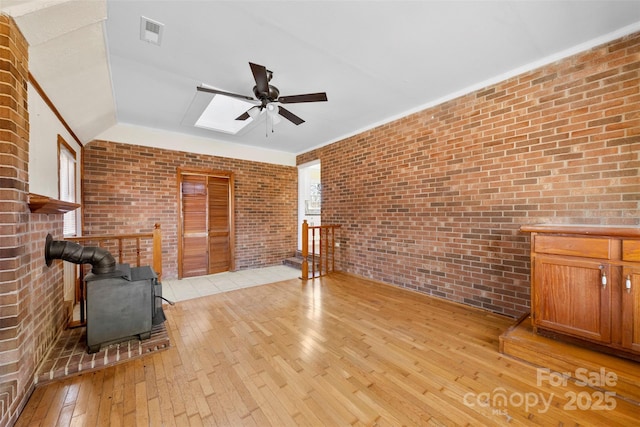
[[197, 62, 327, 126]]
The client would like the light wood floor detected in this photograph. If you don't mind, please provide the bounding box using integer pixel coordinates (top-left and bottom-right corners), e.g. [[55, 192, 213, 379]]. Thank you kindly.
[[16, 273, 640, 426]]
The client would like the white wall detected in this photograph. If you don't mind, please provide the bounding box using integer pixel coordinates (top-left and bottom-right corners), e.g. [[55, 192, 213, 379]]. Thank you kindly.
[[28, 82, 83, 303], [97, 123, 297, 167], [28, 81, 82, 201]]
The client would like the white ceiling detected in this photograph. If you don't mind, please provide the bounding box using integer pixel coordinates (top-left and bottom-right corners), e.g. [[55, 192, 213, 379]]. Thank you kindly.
[[4, 0, 640, 155]]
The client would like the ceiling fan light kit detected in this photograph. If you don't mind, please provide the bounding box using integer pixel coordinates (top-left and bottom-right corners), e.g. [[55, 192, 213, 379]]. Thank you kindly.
[[247, 106, 261, 119], [196, 62, 327, 136]]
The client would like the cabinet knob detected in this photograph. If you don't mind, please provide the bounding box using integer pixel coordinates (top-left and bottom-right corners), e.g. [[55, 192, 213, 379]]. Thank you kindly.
[[601, 270, 607, 288], [626, 275, 632, 293]]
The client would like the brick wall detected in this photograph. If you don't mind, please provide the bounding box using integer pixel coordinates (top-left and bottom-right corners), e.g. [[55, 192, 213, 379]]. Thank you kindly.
[[1, 15, 68, 426], [25, 214, 66, 372], [298, 32, 640, 318], [82, 140, 298, 279]]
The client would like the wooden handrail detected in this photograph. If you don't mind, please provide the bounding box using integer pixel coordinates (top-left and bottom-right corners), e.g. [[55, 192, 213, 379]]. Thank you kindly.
[[301, 220, 341, 280], [152, 223, 162, 281], [66, 223, 162, 280], [65, 224, 162, 326]]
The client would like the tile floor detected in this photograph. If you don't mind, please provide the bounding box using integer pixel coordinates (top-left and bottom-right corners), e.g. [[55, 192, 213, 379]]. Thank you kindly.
[[161, 264, 301, 303]]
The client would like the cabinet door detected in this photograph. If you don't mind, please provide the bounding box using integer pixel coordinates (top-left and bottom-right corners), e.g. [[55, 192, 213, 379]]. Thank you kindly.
[[533, 256, 611, 343], [621, 267, 640, 352]]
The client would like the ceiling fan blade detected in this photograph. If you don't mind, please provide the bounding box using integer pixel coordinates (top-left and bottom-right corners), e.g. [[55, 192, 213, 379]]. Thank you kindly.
[[249, 62, 269, 94], [278, 92, 328, 104], [196, 86, 255, 101], [235, 111, 250, 121], [278, 106, 305, 125]]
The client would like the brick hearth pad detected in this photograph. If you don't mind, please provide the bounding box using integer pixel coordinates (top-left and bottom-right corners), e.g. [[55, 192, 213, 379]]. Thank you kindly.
[[35, 322, 170, 385]]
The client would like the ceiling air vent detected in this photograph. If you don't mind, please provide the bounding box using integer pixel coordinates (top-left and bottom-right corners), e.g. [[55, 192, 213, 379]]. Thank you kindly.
[[140, 16, 164, 46]]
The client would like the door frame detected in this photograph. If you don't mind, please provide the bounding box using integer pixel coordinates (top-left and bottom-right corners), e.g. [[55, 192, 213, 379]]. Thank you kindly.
[[177, 167, 235, 278], [297, 160, 321, 251]]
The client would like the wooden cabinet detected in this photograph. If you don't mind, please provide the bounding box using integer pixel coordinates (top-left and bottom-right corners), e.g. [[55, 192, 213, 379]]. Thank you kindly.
[[522, 225, 640, 360], [533, 256, 611, 342], [621, 267, 640, 353]]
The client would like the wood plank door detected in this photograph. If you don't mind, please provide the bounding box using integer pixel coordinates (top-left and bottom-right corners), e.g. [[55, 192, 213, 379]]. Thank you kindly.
[[208, 177, 231, 274], [180, 174, 208, 277], [179, 170, 234, 278]]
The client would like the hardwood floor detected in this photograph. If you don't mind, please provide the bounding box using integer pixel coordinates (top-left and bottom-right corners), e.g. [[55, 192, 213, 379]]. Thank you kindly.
[[16, 273, 640, 426]]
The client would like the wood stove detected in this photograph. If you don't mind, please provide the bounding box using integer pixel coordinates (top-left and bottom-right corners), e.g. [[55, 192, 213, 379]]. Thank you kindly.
[[45, 234, 168, 353]]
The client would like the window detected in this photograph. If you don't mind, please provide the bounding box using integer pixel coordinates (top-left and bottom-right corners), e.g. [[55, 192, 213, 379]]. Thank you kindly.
[[58, 135, 77, 236], [194, 93, 256, 135]]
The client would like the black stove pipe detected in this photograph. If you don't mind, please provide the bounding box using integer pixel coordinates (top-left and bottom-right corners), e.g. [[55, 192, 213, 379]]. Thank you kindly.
[[45, 234, 117, 275]]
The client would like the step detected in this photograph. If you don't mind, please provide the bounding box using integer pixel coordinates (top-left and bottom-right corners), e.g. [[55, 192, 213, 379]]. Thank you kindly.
[[500, 315, 640, 405], [282, 251, 322, 270], [283, 257, 303, 269]]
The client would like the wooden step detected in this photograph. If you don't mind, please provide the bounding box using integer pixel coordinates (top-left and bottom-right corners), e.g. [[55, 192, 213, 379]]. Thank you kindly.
[[500, 314, 640, 404]]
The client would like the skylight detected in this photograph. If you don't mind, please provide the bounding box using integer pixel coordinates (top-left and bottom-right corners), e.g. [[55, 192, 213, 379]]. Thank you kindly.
[[194, 95, 256, 135]]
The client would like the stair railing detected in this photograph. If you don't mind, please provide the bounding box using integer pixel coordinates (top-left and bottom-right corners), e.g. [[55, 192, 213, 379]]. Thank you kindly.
[[301, 220, 341, 279]]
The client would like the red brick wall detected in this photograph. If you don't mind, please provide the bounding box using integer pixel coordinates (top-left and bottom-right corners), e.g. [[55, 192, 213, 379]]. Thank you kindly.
[[1, 15, 68, 426], [298, 32, 640, 317], [27, 215, 67, 373], [82, 140, 298, 279]]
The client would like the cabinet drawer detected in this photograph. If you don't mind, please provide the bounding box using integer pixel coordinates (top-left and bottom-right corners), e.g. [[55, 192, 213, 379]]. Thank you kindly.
[[534, 235, 612, 259], [622, 240, 640, 262]]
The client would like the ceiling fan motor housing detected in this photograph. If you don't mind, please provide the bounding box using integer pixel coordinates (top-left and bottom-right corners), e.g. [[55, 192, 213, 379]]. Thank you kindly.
[[253, 84, 280, 103]]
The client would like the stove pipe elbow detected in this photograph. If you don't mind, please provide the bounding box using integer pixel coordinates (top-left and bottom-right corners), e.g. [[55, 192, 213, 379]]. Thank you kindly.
[[45, 234, 116, 275]]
